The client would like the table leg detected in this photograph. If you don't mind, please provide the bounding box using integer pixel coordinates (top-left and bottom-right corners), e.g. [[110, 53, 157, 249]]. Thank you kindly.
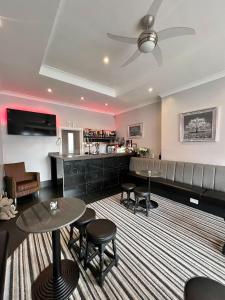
[[222, 244, 225, 255], [32, 229, 80, 300], [52, 230, 62, 277], [148, 177, 158, 209], [148, 177, 151, 192]]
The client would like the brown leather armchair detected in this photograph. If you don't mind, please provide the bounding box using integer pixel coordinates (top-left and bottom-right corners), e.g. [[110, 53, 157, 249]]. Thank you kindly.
[[4, 162, 40, 206]]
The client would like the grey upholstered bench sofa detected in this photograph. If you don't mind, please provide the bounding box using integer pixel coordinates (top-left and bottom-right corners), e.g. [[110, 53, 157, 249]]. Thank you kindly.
[[128, 157, 225, 218]]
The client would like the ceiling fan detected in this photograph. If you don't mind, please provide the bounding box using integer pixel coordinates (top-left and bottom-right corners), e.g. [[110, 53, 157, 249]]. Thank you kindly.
[[107, 0, 196, 67]]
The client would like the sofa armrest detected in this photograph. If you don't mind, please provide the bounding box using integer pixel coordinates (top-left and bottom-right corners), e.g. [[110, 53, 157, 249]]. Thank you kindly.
[[4, 176, 17, 199], [25, 172, 40, 188]]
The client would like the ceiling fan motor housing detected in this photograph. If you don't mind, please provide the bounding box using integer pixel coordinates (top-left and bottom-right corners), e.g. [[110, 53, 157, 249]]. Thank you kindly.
[[138, 30, 158, 53], [141, 15, 155, 29]]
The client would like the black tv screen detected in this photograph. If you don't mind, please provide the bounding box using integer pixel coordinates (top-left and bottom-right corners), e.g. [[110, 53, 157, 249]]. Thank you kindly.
[[7, 108, 57, 136]]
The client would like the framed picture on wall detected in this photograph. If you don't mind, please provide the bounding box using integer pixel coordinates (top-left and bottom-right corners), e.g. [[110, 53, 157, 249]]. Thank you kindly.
[[180, 107, 217, 142], [128, 123, 143, 138]]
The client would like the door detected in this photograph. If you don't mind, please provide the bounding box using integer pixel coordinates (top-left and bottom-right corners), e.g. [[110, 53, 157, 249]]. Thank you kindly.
[[61, 129, 82, 155]]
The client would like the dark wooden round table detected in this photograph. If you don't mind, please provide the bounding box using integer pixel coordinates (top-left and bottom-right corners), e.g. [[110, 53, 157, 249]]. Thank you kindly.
[[16, 197, 86, 300]]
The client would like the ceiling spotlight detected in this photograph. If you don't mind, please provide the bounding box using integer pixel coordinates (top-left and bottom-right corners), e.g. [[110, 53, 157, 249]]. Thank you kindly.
[[105, 103, 108, 106], [103, 56, 109, 64], [47, 88, 52, 93], [81, 97, 85, 100], [148, 87, 153, 93]]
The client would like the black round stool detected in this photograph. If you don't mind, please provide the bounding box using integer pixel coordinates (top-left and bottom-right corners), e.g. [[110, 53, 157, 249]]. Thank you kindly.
[[121, 183, 136, 207], [68, 208, 96, 259], [184, 277, 225, 300], [84, 219, 118, 286], [133, 186, 152, 216]]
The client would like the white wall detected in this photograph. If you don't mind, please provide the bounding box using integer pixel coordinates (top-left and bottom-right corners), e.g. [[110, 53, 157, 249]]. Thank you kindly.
[[161, 77, 225, 165], [0, 94, 115, 182], [115, 101, 161, 158]]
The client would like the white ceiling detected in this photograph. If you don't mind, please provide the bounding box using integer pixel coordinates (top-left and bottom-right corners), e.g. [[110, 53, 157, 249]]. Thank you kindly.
[[0, 0, 225, 115]]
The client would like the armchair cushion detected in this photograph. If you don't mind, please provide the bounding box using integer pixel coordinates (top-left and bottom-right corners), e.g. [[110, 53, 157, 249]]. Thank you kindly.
[[17, 180, 38, 193]]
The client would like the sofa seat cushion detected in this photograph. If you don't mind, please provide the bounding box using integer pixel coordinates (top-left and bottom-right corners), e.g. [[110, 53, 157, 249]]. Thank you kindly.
[[202, 190, 225, 208], [151, 177, 205, 196], [128, 171, 147, 179], [151, 177, 173, 185], [171, 182, 205, 195], [17, 180, 38, 192]]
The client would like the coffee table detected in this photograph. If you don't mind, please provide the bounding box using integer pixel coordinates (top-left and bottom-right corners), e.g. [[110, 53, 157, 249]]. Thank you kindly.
[[136, 170, 161, 209], [16, 197, 86, 300]]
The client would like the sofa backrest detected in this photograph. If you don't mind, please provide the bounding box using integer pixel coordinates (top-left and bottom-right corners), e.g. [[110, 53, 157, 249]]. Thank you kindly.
[[129, 157, 225, 192]]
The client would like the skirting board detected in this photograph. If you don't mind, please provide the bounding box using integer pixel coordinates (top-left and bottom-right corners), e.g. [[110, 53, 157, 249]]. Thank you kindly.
[[40, 180, 52, 188]]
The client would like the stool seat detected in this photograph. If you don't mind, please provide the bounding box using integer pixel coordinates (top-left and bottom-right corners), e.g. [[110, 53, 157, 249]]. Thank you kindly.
[[184, 277, 225, 300], [120, 183, 136, 208], [134, 186, 150, 197], [121, 183, 136, 191], [73, 208, 96, 227], [86, 219, 117, 244]]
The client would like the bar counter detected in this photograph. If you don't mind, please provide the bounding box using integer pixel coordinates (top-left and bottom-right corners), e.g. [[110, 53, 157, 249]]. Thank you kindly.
[[49, 152, 131, 161], [49, 152, 132, 197]]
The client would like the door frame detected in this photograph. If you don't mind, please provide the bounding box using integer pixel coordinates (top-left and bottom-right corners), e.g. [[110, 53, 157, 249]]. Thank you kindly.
[[58, 127, 83, 155]]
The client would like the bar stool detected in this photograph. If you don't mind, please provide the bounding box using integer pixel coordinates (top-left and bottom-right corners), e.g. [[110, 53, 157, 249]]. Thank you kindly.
[[68, 208, 96, 259], [184, 277, 225, 300], [133, 186, 151, 216], [121, 183, 136, 207], [84, 219, 118, 286]]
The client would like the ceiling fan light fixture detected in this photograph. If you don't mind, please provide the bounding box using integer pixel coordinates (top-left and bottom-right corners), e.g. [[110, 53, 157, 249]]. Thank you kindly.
[[138, 31, 158, 53], [139, 40, 156, 53]]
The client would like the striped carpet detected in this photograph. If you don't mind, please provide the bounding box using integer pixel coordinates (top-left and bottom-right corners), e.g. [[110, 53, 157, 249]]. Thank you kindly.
[[4, 194, 225, 300]]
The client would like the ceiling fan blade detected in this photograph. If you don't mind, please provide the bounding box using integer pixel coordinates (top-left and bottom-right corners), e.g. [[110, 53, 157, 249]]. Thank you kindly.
[[158, 27, 196, 42], [147, 0, 164, 17], [0, 15, 39, 23], [152, 45, 163, 66], [122, 49, 141, 67], [107, 33, 137, 45]]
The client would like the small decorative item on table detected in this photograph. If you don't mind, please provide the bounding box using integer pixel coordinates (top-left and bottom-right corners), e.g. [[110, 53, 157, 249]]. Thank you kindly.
[[50, 200, 58, 211]]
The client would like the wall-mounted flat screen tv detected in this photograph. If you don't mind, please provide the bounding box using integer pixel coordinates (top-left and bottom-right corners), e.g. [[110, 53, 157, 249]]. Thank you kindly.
[[7, 108, 57, 136]]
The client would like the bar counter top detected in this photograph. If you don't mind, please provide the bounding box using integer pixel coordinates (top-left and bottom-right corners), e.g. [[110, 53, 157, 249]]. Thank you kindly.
[[49, 152, 132, 161]]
